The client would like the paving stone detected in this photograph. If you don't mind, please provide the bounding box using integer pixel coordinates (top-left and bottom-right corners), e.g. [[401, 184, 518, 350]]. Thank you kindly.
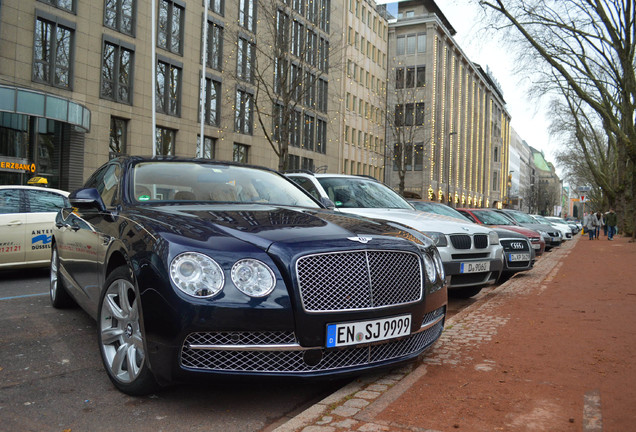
[[300, 426, 335, 432], [331, 406, 360, 417], [354, 390, 381, 400], [330, 419, 359, 429], [343, 398, 370, 409]]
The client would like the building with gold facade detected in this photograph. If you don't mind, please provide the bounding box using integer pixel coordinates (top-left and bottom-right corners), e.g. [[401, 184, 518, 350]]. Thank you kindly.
[[382, 0, 511, 208]]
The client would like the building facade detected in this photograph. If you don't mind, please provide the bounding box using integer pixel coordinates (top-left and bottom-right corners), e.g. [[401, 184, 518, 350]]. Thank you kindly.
[[383, 0, 511, 208], [0, 0, 339, 188]]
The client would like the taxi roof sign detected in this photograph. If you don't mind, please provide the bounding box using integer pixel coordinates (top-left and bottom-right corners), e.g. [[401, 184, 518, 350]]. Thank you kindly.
[[27, 176, 48, 186]]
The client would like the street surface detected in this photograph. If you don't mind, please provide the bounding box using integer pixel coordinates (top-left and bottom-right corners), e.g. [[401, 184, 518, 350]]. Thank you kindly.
[[0, 259, 519, 431]]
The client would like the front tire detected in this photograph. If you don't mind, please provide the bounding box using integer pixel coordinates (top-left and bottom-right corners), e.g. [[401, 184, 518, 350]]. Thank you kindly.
[[98, 266, 158, 396], [50, 244, 76, 308]]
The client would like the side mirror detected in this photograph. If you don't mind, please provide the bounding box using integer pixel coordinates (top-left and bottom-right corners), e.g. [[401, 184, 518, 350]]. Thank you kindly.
[[69, 188, 107, 212], [320, 196, 336, 210]]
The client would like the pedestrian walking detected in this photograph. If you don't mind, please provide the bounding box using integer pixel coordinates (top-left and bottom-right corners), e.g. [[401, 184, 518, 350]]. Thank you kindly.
[[605, 208, 618, 240], [595, 211, 603, 239], [585, 212, 598, 240]]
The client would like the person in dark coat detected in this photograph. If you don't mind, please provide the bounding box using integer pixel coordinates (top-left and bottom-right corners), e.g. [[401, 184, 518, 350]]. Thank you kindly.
[[605, 208, 618, 240]]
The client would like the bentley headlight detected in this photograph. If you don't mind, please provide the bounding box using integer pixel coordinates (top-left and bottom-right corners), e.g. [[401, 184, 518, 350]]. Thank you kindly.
[[422, 231, 447, 247], [433, 249, 445, 281], [170, 252, 224, 298], [231, 259, 276, 297], [488, 230, 499, 245], [423, 253, 436, 283]]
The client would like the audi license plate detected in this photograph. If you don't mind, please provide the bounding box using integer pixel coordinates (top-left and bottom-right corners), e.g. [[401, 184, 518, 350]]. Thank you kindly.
[[326, 315, 411, 348], [509, 253, 530, 262], [460, 261, 490, 273]]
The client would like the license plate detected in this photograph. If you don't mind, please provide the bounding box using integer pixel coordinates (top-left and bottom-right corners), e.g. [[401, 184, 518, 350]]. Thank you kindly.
[[460, 261, 490, 273], [532, 244, 540, 250], [326, 315, 411, 348], [508, 253, 530, 262]]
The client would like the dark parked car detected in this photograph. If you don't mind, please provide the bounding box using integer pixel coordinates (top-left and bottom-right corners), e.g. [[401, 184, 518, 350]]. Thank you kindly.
[[50, 157, 447, 395]]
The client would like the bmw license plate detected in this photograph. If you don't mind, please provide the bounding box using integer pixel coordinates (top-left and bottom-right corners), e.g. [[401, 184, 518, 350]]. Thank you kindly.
[[508, 253, 530, 262], [460, 261, 490, 273], [326, 315, 411, 348]]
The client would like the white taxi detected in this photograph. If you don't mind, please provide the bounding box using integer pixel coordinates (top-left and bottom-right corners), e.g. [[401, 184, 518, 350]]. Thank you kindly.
[[0, 185, 69, 269]]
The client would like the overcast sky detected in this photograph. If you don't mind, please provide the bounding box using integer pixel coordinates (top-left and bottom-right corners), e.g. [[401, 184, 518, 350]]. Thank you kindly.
[[434, 1, 559, 171]]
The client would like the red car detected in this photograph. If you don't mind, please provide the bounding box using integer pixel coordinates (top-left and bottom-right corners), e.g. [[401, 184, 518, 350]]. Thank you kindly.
[[456, 208, 546, 256]]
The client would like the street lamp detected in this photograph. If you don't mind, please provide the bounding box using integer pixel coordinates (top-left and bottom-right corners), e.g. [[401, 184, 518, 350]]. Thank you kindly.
[[446, 132, 457, 207], [506, 170, 514, 208]]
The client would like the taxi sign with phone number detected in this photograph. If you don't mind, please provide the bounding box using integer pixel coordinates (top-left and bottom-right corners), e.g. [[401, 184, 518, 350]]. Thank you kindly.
[[326, 314, 411, 348]]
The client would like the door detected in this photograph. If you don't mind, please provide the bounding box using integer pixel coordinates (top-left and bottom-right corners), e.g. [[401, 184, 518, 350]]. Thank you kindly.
[[0, 189, 26, 267]]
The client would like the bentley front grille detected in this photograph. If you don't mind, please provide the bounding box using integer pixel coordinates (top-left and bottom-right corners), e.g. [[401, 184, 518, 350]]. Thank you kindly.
[[179, 308, 445, 374], [296, 250, 422, 312]]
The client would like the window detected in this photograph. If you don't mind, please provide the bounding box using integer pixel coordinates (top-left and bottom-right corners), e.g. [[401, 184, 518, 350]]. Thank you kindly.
[[39, 0, 75, 13], [317, 78, 328, 112], [319, 0, 330, 32], [417, 33, 426, 53], [209, 0, 224, 15], [155, 127, 175, 155], [25, 189, 68, 212], [156, 59, 181, 116], [416, 66, 426, 87], [101, 39, 134, 104], [306, 29, 317, 66], [85, 163, 121, 206], [393, 143, 412, 170], [302, 157, 314, 172], [494, 146, 499, 162], [196, 135, 216, 159], [206, 20, 223, 71], [203, 77, 221, 126], [288, 154, 300, 171], [304, 71, 315, 107], [396, 35, 404, 55], [104, 0, 135, 35], [303, 114, 314, 150], [318, 38, 329, 72], [291, 63, 302, 101], [415, 102, 425, 125], [158, 0, 184, 55], [290, 110, 301, 147], [316, 118, 326, 154], [0, 189, 21, 214], [238, 0, 256, 32], [33, 15, 75, 89], [493, 171, 499, 191], [235, 88, 253, 135], [414, 143, 424, 170], [396, 68, 404, 88], [405, 10, 414, 18], [405, 67, 415, 88], [109, 116, 128, 157], [291, 20, 304, 57], [406, 35, 416, 54], [233, 143, 249, 163]]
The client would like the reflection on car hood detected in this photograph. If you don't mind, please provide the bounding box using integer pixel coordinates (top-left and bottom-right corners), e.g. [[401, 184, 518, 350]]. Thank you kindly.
[[491, 227, 528, 239], [336, 208, 494, 235], [129, 204, 429, 251]]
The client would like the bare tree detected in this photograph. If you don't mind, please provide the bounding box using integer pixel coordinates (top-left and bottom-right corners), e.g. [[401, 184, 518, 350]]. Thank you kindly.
[[476, 0, 636, 238]]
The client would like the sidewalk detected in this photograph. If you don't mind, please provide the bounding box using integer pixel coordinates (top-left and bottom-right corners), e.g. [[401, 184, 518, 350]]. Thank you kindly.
[[273, 234, 636, 432]]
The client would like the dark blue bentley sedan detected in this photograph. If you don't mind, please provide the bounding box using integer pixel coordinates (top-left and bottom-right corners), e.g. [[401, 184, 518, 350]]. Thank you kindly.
[[50, 157, 447, 395]]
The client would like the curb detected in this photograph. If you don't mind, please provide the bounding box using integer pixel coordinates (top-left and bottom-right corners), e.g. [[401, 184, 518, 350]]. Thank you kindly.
[[272, 237, 579, 432]]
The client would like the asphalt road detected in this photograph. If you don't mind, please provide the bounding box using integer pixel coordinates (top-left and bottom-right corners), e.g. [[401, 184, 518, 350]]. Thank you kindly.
[[0, 267, 488, 432], [0, 268, 350, 432]]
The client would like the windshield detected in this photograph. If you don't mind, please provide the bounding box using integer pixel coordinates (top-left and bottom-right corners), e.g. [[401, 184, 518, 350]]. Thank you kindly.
[[533, 215, 551, 224], [132, 162, 319, 208], [410, 201, 471, 221], [506, 211, 537, 224], [316, 177, 413, 209], [474, 210, 515, 225]]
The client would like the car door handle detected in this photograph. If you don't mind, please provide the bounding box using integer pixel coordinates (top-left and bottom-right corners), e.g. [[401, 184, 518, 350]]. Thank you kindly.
[[8, 221, 23, 226]]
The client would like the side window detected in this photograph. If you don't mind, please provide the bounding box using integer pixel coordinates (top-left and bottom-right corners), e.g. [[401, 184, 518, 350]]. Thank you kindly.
[[0, 189, 22, 214], [85, 164, 121, 206], [25, 190, 69, 213], [291, 177, 321, 201], [460, 211, 477, 223]]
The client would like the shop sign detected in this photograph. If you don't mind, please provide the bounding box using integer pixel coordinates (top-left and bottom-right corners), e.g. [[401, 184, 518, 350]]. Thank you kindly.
[[0, 160, 36, 172]]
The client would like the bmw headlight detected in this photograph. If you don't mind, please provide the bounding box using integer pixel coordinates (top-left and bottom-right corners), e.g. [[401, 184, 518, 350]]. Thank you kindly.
[[422, 231, 447, 247], [488, 230, 499, 245], [231, 259, 276, 297], [433, 249, 445, 281], [170, 252, 224, 298], [423, 253, 436, 283]]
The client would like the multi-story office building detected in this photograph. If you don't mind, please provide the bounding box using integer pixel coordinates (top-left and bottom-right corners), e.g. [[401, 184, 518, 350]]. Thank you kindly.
[[383, 0, 511, 208], [336, 0, 388, 179], [0, 0, 337, 189]]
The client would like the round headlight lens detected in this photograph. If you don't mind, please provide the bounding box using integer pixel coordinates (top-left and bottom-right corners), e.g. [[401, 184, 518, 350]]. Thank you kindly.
[[170, 252, 224, 298], [433, 249, 445, 281], [423, 253, 436, 283], [231, 259, 276, 297]]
